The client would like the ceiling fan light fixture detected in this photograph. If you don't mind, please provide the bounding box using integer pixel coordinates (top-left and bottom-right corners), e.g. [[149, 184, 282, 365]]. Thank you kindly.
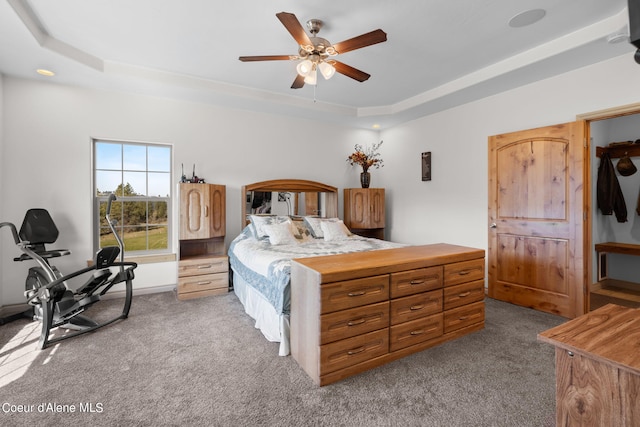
[[296, 59, 313, 76], [318, 61, 335, 80], [241, 12, 388, 89], [304, 68, 317, 85]]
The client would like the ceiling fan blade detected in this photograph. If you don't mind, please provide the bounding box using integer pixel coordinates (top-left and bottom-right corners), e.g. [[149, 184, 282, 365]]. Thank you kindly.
[[276, 12, 313, 50], [331, 29, 387, 54], [291, 74, 305, 89], [332, 61, 371, 82], [239, 55, 295, 62]]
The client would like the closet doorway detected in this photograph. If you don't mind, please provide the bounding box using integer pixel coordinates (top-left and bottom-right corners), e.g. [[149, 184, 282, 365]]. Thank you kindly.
[[579, 104, 640, 311]]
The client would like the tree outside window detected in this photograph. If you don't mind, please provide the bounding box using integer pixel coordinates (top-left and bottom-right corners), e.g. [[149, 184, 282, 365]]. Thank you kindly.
[[94, 140, 172, 254]]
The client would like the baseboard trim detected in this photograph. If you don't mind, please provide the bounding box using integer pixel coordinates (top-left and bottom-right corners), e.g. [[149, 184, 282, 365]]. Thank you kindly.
[[101, 284, 177, 300]]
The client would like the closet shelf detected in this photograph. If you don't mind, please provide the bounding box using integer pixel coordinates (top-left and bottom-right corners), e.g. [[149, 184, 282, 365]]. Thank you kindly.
[[596, 144, 640, 159], [594, 242, 640, 256], [590, 242, 640, 311]]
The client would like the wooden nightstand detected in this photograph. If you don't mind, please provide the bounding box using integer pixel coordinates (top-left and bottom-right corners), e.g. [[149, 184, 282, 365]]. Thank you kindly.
[[178, 183, 228, 300], [344, 188, 385, 239], [177, 255, 228, 300]]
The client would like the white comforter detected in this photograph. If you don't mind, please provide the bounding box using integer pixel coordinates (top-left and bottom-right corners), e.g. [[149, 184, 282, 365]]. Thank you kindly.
[[228, 226, 405, 315]]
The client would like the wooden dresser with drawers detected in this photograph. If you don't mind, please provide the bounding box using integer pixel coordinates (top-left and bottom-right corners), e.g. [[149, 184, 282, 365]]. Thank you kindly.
[[291, 243, 485, 386]]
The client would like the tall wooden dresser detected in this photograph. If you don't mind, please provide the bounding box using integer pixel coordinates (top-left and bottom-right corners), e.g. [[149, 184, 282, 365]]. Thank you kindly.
[[344, 188, 385, 240], [177, 183, 228, 300], [291, 243, 485, 386]]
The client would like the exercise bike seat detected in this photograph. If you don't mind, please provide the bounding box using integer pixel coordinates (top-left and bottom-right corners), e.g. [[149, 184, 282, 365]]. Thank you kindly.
[[13, 208, 70, 262]]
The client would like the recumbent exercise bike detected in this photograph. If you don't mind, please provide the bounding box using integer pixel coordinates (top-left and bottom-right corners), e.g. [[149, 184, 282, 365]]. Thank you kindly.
[[0, 194, 137, 349]]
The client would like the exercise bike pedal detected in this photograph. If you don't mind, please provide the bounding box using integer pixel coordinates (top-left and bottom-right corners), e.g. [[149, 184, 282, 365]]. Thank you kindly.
[[76, 269, 111, 295], [60, 315, 99, 331]]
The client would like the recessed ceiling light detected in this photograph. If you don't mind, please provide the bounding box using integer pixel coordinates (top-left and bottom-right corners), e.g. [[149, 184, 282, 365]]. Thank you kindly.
[[36, 68, 55, 77], [372, 124, 381, 129], [607, 32, 629, 44], [508, 9, 546, 28]]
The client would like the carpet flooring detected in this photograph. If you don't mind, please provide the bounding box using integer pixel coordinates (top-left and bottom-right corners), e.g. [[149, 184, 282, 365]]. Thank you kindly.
[[0, 291, 564, 426]]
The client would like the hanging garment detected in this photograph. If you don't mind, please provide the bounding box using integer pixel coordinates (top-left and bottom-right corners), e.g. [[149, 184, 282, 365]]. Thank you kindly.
[[597, 152, 627, 222]]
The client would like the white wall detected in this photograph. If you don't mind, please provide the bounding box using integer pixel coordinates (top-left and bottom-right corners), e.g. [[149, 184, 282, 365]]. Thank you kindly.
[[0, 77, 378, 304], [591, 115, 640, 282], [2, 52, 640, 305], [0, 74, 4, 308], [378, 54, 640, 255]]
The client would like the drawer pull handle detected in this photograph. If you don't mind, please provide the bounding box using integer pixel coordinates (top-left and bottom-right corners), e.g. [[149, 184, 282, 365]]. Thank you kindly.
[[348, 291, 366, 297], [459, 316, 468, 321], [197, 265, 213, 269], [347, 347, 365, 355], [347, 318, 366, 326], [458, 270, 470, 276], [189, 281, 212, 286], [410, 280, 425, 285], [410, 330, 424, 336], [458, 291, 471, 298], [410, 304, 424, 311]]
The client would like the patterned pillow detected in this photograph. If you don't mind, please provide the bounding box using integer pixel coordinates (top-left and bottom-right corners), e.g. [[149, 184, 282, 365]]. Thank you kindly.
[[290, 219, 312, 239], [263, 222, 298, 245], [249, 215, 291, 239], [320, 220, 352, 241], [303, 217, 345, 239]]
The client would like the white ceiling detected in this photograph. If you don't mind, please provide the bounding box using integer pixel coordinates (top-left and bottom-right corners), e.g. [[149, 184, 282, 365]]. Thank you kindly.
[[0, 0, 635, 129]]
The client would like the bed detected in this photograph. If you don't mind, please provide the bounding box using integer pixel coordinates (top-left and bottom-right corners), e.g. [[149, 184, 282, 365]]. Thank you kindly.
[[228, 179, 405, 355]]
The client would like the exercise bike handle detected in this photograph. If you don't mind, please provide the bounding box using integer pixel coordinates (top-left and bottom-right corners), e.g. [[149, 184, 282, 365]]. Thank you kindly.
[[0, 222, 20, 245], [105, 193, 125, 265], [107, 192, 117, 216]]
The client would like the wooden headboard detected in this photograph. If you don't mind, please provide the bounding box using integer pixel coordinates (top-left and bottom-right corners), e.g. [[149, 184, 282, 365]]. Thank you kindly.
[[241, 179, 338, 226]]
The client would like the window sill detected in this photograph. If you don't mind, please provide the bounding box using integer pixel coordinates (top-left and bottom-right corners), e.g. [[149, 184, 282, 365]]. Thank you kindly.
[[87, 253, 177, 267]]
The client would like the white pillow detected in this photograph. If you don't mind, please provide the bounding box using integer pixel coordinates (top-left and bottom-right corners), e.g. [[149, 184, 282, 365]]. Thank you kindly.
[[304, 217, 344, 238], [263, 222, 299, 245], [320, 220, 352, 241], [303, 216, 324, 238], [249, 215, 290, 239]]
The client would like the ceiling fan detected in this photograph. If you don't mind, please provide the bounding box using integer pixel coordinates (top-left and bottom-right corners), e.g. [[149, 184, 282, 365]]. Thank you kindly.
[[239, 12, 387, 89]]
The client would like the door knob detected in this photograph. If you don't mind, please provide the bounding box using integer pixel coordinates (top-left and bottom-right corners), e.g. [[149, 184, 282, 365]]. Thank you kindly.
[[489, 223, 497, 229]]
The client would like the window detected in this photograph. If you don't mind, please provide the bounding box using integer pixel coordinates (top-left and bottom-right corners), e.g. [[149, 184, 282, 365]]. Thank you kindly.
[[93, 140, 172, 255]]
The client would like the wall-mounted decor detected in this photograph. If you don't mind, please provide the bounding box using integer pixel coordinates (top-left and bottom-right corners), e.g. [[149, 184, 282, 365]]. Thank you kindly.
[[422, 152, 431, 181]]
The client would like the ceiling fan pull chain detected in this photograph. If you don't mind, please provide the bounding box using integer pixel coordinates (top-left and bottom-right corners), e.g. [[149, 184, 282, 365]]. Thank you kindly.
[[313, 84, 317, 103]]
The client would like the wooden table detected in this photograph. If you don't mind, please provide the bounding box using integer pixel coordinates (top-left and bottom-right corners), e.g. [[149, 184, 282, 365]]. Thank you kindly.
[[538, 304, 640, 426]]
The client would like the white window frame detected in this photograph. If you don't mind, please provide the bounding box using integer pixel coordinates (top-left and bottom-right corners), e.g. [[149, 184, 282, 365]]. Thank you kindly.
[[92, 138, 173, 256]]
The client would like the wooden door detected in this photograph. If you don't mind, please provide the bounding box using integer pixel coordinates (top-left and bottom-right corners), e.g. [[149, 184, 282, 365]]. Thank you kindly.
[[209, 184, 225, 237], [180, 183, 210, 240], [488, 121, 587, 318], [369, 189, 385, 228], [344, 188, 367, 228]]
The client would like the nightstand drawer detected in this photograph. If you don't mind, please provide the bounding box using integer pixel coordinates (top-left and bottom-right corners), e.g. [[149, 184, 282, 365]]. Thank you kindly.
[[320, 302, 389, 345], [443, 259, 484, 287], [444, 301, 485, 333], [443, 280, 484, 310], [178, 272, 228, 294], [390, 266, 442, 298], [320, 329, 389, 375], [320, 275, 389, 314], [390, 289, 442, 325], [178, 256, 228, 277], [390, 313, 443, 352]]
